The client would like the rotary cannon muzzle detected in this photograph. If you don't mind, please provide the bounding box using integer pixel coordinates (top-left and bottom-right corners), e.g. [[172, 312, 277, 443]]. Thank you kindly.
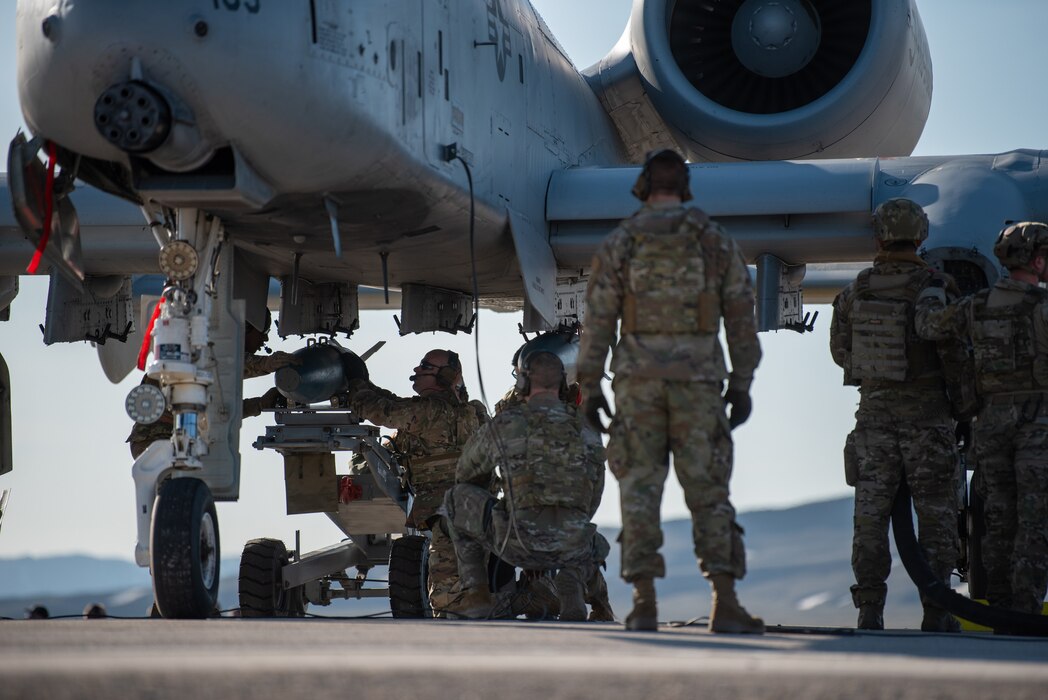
[[275, 341, 369, 405], [94, 80, 173, 153]]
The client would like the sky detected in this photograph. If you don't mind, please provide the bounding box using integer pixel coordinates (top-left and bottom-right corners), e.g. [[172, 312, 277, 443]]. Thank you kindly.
[[3, 0, 1048, 561]]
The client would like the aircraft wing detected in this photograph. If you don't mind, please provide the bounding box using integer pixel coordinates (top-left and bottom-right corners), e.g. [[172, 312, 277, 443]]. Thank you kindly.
[[7, 148, 1048, 338], [546, 151, 1048, 329]]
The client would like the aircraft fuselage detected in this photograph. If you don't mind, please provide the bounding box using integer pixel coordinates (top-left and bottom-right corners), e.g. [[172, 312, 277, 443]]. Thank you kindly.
[[16, 0, 627, 294]]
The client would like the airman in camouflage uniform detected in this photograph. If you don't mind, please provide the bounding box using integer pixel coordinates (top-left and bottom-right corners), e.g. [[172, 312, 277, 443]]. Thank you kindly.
[[576, 149, 764, 634], [916, 222, 1048, 615], [127, 310, 296, 457], [347, 349, 489, 618], [493, 355, 614, 622], [445, 351, 610, 620], [831, 198, 971, 633]]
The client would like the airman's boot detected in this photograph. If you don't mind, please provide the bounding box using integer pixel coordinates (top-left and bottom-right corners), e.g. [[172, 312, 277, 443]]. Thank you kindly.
[[624, 578, 658, 631], [454, 586, 493, 620], [920, 604, 960, 633], [856, 604, 884, 630], [554, 568, 588, 621], [708, 574, 765, 634], [586, 569, 616, 622], [513, 571, 561, 620]]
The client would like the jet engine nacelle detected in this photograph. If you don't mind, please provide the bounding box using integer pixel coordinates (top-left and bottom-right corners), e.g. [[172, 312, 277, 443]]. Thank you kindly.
[[587, 0, 932, 162]]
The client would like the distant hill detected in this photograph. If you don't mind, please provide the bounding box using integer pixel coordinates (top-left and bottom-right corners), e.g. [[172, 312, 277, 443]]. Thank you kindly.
[[0, 496, 938, 627]]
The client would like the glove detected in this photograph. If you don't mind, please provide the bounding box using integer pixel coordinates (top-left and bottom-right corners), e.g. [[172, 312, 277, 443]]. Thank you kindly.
[[955, 421, 971, 450], [723, 389, 752, 429], [244, 387, 284, 417], [259, 351, 300, 373], [583, 389, 613, 434]]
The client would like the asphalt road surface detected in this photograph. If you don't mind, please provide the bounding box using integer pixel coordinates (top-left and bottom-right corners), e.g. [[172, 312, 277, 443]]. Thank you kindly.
[[2, 618, 1047, 699]]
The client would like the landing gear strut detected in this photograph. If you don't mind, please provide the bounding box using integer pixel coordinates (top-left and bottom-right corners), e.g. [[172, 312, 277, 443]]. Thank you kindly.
[[127, 208, 246, 618]]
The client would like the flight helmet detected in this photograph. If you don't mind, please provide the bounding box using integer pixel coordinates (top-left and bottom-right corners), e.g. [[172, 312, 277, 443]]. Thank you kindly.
[[993, 222, 1048, 269], [872, 198, 928, 244]]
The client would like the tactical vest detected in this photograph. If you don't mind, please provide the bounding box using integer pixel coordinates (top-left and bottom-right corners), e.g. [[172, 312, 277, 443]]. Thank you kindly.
[[621, 209, 724, 336], [848, 268, 941, 382], [400, 397, 484, 525], [502, 407, 591, 511], [969, 287, 1047, 394]]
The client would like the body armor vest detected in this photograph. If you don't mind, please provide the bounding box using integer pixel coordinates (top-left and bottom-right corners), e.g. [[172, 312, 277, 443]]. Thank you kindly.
[[399, 397, 482, 525], [621, 210, 722, 335], [849, 268, 941, 382], [969, 288, 1046, 394], [502, 407, 590, 511]]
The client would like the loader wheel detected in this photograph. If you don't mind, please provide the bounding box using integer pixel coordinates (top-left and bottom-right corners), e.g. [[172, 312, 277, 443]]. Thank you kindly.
[[151, 478, 220, 619], [388, 535, 430, 618], [239, 538, 306, 617]]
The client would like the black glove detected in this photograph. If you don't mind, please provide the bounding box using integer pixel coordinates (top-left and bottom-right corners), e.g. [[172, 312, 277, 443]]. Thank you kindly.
[[583, 390, 612, 434], [955, 421, 971, 450], [258, 386, 285, 410], [724, 389, 752, 429]]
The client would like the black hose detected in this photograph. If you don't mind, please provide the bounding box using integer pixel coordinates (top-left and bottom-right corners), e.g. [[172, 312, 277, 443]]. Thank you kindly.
[[891, 477, 1048, 636]]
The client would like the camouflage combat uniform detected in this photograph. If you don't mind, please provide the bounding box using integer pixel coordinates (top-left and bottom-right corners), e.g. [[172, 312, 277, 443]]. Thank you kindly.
[[444, 394, 609, 601], [576, 202, 761, 583], [830, 251, 967, 615], [348, 378, 489, 616], [127, 352, 292, 458], [916, 277, 1048, 613], [491, 385, 613, 619]]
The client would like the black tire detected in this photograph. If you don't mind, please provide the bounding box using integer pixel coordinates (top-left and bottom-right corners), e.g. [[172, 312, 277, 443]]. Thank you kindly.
[[239, 538, 306, 617], [967, 488, 987, 600], [151, 478, 220, 619], [389, 535, 430, 618]]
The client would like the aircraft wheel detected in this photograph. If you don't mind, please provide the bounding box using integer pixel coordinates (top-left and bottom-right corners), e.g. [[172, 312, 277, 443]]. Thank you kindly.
[[966, 489, 987, 600], [388, 535, 430, 618], [239, 538, 306, 617], [151, 477, 220, 619]]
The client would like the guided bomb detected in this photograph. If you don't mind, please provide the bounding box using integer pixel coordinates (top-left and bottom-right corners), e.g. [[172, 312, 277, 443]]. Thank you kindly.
[[274, 340, 369, 405]]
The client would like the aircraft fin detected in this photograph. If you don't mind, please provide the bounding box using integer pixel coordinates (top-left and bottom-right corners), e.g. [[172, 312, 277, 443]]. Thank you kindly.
[[506, 208, 557, 332], [97, 295, 156, 384]]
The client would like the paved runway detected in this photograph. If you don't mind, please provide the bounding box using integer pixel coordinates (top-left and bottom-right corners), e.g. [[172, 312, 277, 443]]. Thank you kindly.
[[2, 617, 1047, 699]]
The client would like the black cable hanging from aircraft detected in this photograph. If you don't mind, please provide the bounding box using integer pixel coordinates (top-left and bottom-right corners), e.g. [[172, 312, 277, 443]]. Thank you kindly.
[[445, 145, 535, 612], [669, 0, 872, 114], [891, 476, 1048, 637]]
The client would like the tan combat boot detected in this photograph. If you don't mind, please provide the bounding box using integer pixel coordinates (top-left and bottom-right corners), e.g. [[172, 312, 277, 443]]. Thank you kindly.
[[857, 603, 884, 630], [453, 586, 493, 620], [708, 574, 765, 634], [554, 568, 588, 621], [513, 571, 561, 620], [624, 578, 658, 631], [586, 569, 616, 622]]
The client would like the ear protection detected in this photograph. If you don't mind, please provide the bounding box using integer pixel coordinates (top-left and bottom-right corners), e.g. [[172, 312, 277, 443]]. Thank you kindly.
[[631, 149, 692, 202], [631, 162, 655, 202], [514, 355, 531, 394], [435, 350, 461, 389], [514, 351, 568, 398]]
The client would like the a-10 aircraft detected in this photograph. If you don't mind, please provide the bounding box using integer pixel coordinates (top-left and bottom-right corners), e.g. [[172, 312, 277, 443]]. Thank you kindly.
[[2, 0, 1048, 622]]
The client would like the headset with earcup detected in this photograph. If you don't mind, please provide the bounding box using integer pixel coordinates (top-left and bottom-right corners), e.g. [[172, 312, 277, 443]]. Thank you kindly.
[[435, 350, 461, 389], [514, 355, 531, 394], [514, 350, 567, 397], [631, 148, 693, 202]]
